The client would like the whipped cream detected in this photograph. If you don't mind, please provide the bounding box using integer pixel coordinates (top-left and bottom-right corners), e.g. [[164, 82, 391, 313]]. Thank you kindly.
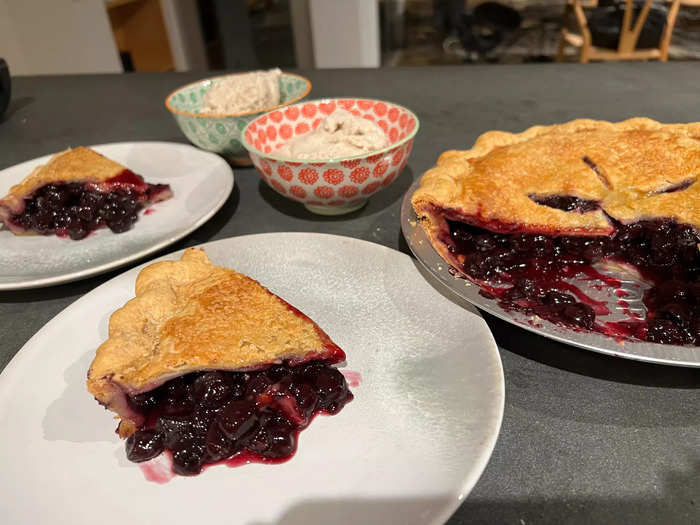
[[276, 109, 389, 160], [201, 68, 282, 114]]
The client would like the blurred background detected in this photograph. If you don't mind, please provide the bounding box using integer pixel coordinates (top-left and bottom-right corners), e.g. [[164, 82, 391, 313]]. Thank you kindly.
[[1, 0, 699, 75]]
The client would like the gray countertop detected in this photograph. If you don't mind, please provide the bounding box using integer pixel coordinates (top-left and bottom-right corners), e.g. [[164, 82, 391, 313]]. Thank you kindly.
[[1, 64, 698, 524]]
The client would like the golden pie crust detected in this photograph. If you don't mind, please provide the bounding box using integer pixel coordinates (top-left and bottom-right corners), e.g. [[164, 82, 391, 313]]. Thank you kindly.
[[87, 248, 345, 436], [412, 118, 700, 266], [0, 147, 127, 216]]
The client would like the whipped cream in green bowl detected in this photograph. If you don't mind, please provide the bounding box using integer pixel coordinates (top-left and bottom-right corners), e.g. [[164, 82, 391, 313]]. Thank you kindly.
[[165, 71, 311, 165]]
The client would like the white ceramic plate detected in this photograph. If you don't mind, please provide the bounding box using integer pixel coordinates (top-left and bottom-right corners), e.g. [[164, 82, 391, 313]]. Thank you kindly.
[[0, 233, 504, 525], [0, 142, 234, 290]]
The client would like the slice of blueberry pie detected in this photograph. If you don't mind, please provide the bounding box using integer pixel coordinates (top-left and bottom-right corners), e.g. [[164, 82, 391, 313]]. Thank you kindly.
[[87, 248, 352, 476], [0, 147, 172, 240], [412, 118, 700, 346]]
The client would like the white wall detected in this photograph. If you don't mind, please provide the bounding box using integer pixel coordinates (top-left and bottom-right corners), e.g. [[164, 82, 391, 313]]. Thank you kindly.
[[308, 0, 380, 68], [160, 0, 208, 72], [290, 0, 314, 69], [0, 0, 122, 75]]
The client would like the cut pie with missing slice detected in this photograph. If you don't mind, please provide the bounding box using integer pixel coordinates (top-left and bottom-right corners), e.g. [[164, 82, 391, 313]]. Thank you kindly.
[[412, 118, 700, 346], [87, 248, 352, 476], [0, 147, 172, 240]]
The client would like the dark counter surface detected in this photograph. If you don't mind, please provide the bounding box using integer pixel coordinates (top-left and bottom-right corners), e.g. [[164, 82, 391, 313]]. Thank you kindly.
[[1, 63, 698, 524]]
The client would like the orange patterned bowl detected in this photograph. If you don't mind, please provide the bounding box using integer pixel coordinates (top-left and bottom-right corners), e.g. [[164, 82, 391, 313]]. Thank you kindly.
[[241, 98, 419, 215]]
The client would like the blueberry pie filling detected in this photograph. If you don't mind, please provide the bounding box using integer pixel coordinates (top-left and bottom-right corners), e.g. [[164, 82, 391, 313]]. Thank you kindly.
[[7, 174, 171, 239], [439, 215, 700, 345], [0, 147, 172, 239], [412, 118, 700, 346], [124, 361, 352, 475]]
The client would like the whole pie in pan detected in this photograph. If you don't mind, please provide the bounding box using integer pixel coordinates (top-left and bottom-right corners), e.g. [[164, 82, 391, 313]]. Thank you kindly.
[[0, 147, 172, 240], [412, 118, 700, 346], [87, 248, 352, 476]]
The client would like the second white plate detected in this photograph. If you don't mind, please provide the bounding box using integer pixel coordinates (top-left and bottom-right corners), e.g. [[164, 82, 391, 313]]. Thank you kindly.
[[0, 142, 234, 290], [0, 233, 504, 525]]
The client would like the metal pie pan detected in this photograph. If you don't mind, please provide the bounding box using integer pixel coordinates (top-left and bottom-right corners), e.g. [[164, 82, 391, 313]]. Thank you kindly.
[[401, 181, 700, 367]]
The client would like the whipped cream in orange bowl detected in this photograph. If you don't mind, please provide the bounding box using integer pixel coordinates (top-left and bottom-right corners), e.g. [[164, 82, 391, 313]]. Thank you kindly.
[[242, 98, 419, 215], [275, 109, 389, 160]]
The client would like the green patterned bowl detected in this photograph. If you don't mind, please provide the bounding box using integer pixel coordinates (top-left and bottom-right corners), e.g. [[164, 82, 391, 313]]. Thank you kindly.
[[165, 72, 311, 165]]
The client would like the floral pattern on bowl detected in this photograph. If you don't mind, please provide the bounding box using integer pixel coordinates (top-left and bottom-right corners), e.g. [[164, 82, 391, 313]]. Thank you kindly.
[[165, 72, 311, 165], [241, 98, 419, 215]]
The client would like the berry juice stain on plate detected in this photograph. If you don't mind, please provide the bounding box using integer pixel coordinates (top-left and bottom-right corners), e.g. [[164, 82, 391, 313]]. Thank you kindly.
[[340, 370, 362, 387], [139, 453, 175, 484]]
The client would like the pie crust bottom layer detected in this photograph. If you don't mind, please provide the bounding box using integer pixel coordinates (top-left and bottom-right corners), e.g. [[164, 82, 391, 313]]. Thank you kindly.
[[125, 360, 352, 475]]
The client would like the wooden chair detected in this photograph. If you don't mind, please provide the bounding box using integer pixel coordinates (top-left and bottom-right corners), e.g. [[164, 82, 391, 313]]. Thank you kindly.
[[557, 0, 683, 62]]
